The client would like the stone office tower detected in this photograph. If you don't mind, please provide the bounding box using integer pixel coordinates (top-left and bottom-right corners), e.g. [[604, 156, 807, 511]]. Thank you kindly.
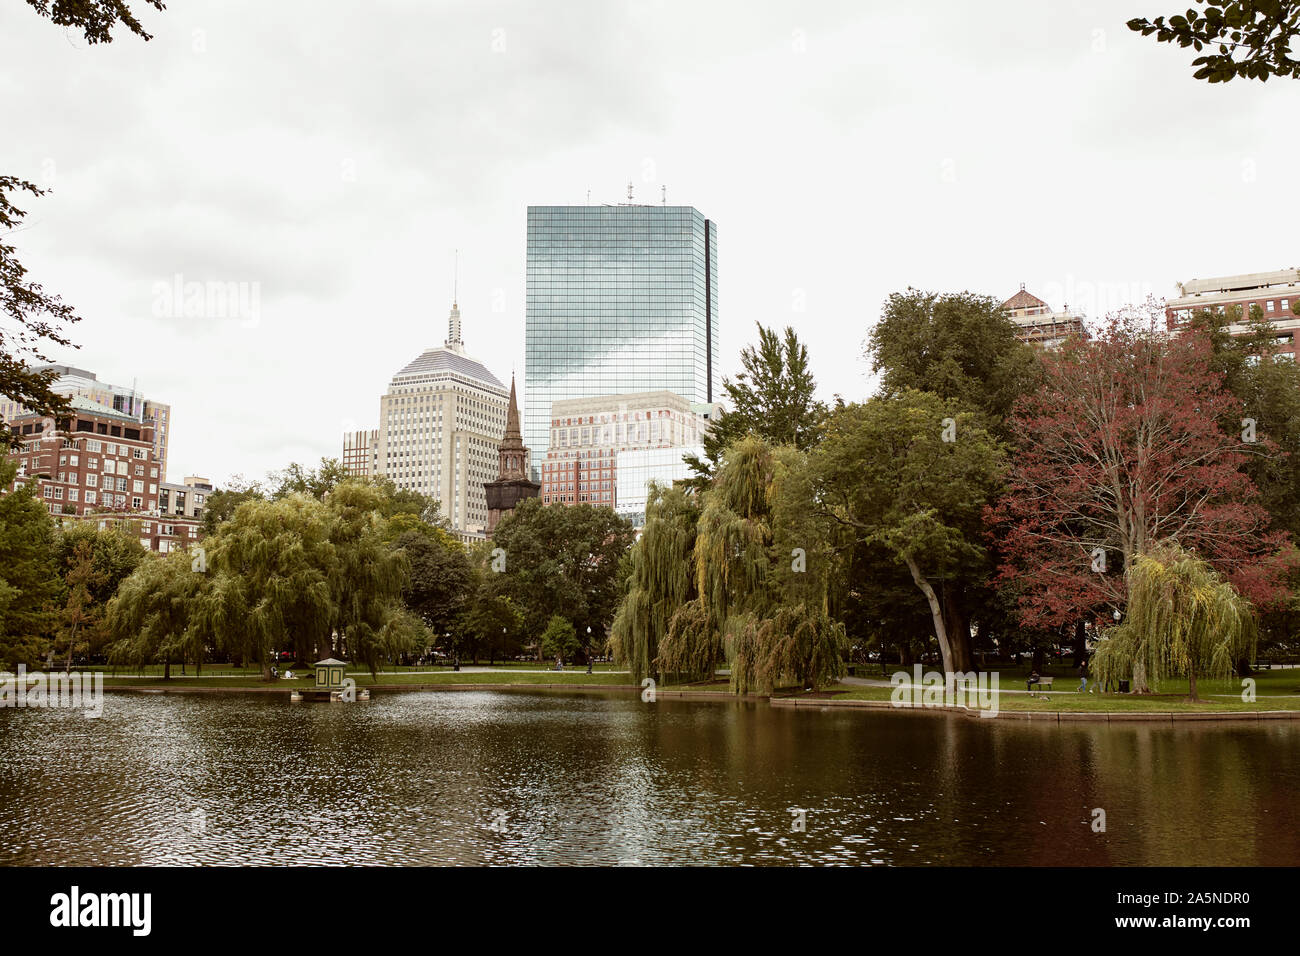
[[483, 375, 540, 534]]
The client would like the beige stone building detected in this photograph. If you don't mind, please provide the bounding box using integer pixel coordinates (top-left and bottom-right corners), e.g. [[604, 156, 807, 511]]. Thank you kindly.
[[373, 301, 508, 542]]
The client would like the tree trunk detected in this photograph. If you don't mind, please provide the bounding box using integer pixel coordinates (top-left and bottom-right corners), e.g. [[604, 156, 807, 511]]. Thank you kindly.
[[65, 619, 79, 674], [942, 597, 974, 672], [905, 557, 955, 674], [163, 659, 171, 681], [1131, 658, 1150, 694], [1188, 664, 1197, 701], [1073, 619, 1087, 666]]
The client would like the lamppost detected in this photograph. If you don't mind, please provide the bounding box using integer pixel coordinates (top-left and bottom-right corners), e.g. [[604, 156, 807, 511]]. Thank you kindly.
[[586, 625, 593, 674]]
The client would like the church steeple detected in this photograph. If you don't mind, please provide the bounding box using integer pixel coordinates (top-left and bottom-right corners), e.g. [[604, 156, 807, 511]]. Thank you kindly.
[[484, 372, 540, 533], [496, 374, 527, 480]]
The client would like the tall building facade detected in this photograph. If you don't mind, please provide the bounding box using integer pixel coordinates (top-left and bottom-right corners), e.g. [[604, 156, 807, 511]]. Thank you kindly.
[[483, 375, 540, 534], [0, 365, 172, 481], [540, 390, 714, 510], [1001, 286, 1085, 348], [341, 428, 377, 478], [524, 204, 718, 480], [374, 302, 509, 541], [1166, 268, 1300, 361]]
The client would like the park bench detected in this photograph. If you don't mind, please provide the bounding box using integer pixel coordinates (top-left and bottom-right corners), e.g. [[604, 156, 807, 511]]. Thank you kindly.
[[1254, 659, 1272, 670], [1026, 675, 1054, 692]]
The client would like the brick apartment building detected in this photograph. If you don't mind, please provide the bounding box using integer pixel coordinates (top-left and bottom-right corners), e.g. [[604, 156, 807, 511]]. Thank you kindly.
[[1166, 268, 1300, 362], [1, 397, 200, 553]]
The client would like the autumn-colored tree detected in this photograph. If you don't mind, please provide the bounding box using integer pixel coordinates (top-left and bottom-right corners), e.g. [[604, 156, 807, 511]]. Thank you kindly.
[[993, 307, 1292, 688]]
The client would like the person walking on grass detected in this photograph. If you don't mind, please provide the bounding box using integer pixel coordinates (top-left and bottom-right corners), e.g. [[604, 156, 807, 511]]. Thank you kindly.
[[1077, 659, 1088, 693]]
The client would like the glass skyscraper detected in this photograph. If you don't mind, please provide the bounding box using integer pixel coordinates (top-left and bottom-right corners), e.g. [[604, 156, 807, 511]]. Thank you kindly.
[[524, 204, 718, 478]]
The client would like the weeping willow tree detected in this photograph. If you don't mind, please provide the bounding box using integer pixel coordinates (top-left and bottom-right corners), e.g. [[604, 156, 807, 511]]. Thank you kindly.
[[613, 437, 848, 691], [696, 437, 847, 693], [191, 494, 337, 680], [1091, 540, 1256, 700], [729, 604, 847, 695], [106, 550, 208, 679], [324, 481, 413, 674], [657, 598, 724, 681], [609, 483, 701, 682]]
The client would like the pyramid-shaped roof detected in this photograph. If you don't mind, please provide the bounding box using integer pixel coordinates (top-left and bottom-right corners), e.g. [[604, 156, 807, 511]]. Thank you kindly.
[[1002, 286, 1049, 311]]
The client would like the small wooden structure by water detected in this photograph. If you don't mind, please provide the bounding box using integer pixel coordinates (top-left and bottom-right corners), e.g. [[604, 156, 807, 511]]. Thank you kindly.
[[289, 658, 370, 702]]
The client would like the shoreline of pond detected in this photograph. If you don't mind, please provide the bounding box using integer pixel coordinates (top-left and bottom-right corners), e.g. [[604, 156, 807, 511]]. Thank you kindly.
[[94, 681, 1300, 723]]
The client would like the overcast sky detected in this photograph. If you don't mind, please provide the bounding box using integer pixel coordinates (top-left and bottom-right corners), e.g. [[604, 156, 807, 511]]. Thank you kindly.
[[3, 0, 1297, 484]]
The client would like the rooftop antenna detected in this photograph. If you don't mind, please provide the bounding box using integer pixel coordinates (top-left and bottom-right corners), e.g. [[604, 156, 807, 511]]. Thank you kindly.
[[661, 185, 666, 205], [627, 181, 634, 202], [453, 249, 459, 306], [586, 188, 591, 204]]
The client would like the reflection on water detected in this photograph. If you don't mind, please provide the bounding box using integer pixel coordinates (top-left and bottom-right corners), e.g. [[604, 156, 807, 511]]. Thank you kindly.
[[0, 690, 1296, 865]]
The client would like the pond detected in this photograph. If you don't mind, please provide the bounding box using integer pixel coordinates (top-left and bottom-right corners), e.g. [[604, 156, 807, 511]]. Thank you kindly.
[[0, 690, 1295, 865]]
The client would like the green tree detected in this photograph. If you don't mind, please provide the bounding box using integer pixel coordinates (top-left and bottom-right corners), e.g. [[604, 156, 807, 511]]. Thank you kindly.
[[0, 459, 59, 666], [866, 288, 1039, 436], [267, 458, 352, 501], [23, 1, 165, 44], [489, 497, 636, 651], [1, 178, 78, 450], [810, 391, 1006, 675], [539, 614, 579, 663], [1091, 541, 1256, 699], [686, 323, 826, 483], [50, 521, 147, 661], [460, 590, 525, 664], [609, 483, 701, 683], [652, 436, 847, 693], [192, 494, 337, 679], [324, 481, 416, 673], [200, 475, 264, 535], [54, 538, 106, 672], [1129, 1, 1300, 83], [106, 550, 207, 679], [397, 528, 474, 639]]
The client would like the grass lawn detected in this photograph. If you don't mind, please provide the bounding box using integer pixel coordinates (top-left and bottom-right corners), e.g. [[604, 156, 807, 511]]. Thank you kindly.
[[101, 670, 634, 690], [826, 667, 1300, 713]]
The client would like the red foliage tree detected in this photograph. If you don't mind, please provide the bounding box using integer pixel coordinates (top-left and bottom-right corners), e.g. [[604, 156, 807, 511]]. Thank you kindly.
[[991, 306, 1293, 631]]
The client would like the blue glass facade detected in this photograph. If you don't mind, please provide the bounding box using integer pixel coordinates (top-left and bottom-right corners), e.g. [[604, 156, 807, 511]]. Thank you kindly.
[[524, 205, 718, 479]]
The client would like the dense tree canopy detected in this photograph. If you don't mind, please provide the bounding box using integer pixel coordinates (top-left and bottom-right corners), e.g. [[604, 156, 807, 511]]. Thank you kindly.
[[993, 309, 1291, 639], [866, 289, 1040, 436], [488, 497, 635, 648], [811, 391, 1006, 675]]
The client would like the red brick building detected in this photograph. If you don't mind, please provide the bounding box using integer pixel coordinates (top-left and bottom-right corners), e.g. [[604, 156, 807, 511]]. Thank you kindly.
[[4, 397, 160, 517], [1166, 268, 1300, 362]]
